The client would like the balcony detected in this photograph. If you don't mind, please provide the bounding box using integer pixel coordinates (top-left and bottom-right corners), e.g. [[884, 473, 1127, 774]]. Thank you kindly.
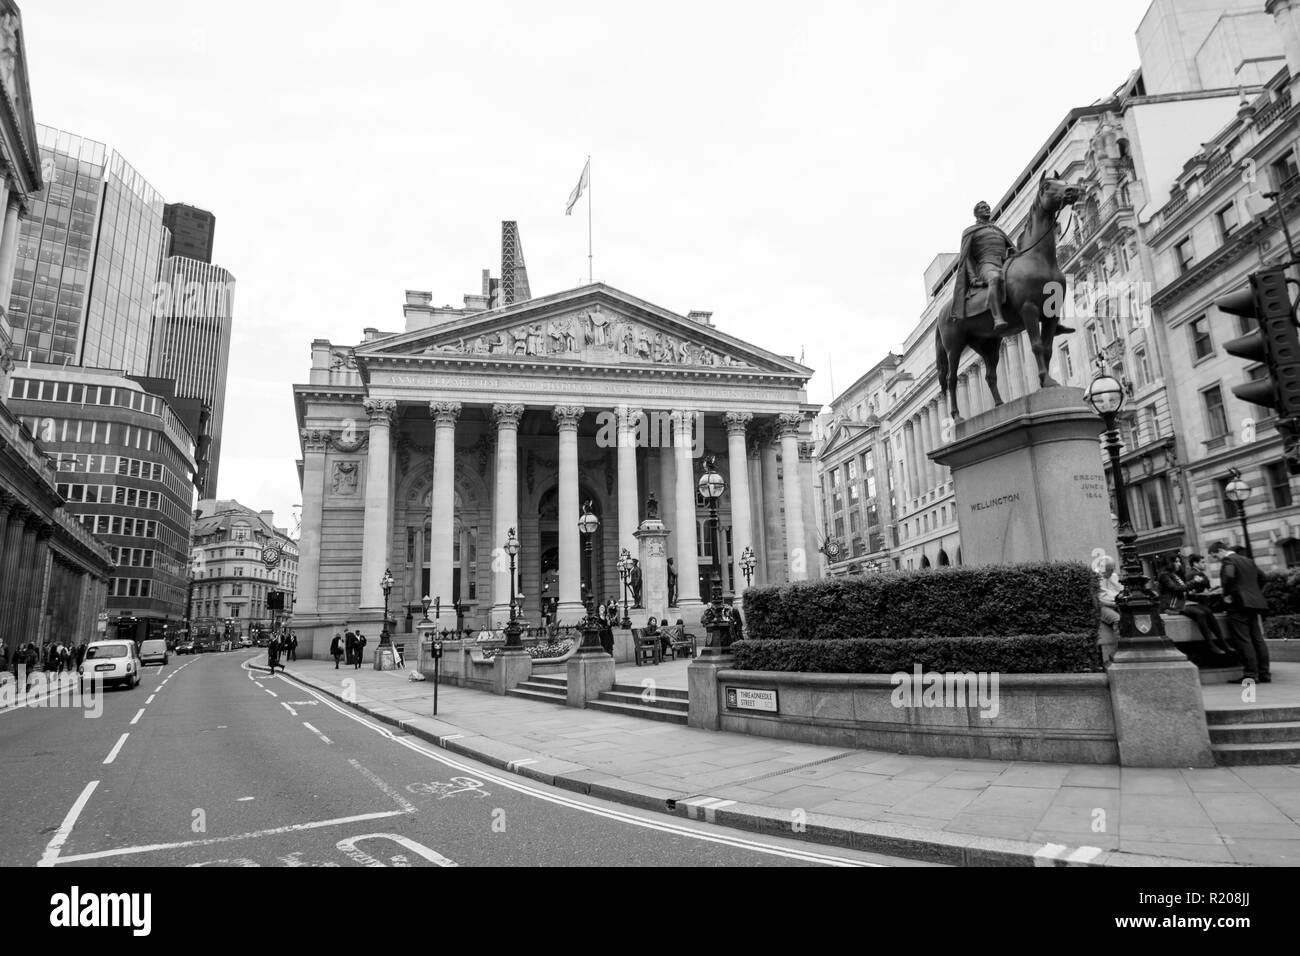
[[1062, 197, 1133, 266], [1257, 89, 1293, 132]]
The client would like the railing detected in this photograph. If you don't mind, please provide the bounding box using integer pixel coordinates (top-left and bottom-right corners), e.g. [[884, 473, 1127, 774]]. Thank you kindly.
[[1204, 151, 1230, 181], [1257, 89, 1293, 131], [422, 624, 585, 642]]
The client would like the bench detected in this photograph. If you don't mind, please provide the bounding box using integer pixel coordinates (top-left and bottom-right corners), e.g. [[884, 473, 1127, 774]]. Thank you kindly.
[[631, 628, 660, 666], [662, 625, 697, 659]]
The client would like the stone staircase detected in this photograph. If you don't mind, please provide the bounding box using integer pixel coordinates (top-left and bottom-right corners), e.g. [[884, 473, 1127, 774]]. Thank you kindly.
[[1207, 702, 1300, 766], [506, 674, 568, 705], [506, 675, 690, 724]]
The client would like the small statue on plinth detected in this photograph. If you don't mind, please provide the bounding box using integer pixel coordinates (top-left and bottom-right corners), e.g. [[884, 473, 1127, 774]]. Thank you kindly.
[[667, 557, 678, 607], [645, 491, 659, 521], [631, 558, 643, 607]]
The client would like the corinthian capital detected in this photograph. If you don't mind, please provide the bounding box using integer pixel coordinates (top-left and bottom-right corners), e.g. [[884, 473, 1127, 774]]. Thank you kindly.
[[492, 403, 525, 429], [669, 408, 699, 438], [363, 399, 397, 425], [616, 405, 644, 431], [429, 401, 462, 426], [723, 411, 753, 437], [775, 412, 804, 439], [552, 405, 586, 430]]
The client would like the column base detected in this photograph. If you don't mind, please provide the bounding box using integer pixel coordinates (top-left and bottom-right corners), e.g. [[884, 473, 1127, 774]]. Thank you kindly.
[[687, 653, 734, 730], [493, 646, 532, 696], [566, 652, 616, 707]]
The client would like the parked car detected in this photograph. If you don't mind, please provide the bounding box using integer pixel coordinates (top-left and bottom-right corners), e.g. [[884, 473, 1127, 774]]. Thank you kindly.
[[78, 640, 141, 690], [138, 638, 168, 666]]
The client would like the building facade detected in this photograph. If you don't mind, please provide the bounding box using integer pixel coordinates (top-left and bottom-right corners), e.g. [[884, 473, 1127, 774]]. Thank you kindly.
[[1144, 60, 1300, 570], [6, 365, 200, 641], [148, 256, 234, 495], [8, 124, 167, 374], [162, 203, 215, 264], [0, 0, 41, 366], [292, 268, 819, 659], [189, 499, 298, 638]]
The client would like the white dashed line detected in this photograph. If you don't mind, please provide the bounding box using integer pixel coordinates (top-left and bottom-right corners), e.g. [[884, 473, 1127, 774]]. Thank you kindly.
[[129, 708, 145, 725], [103, 733, 129, 765], [301, 721, 331, 744], [281, 702, 299, 717], [146, 695, 156, 705], [264, 689, 278, 698]]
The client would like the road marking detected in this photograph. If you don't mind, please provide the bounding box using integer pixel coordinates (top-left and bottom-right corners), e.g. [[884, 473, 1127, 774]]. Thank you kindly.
[[1033, 843, 1068, 866], [264, 689, 278, 698], [287, 678, 876, 867], [103, 733, 129, 765], [237, 797, 254, 802], [49, 810, 409, 865], [302, 721, 331, 744], [506, 758, 537, 771], [281, 702, 299, 717], [146, 695, 156, 705], [1067, 846, 1104, 865], [129, 708, 145, 725], [347, 759, 418, 813], [337, 833, 457, 867], [441, 734, 464, 741], [38, 780, 99, 867]]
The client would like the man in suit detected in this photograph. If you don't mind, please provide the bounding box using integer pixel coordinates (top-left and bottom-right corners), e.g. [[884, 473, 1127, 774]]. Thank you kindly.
[[1207, 541, 1271, 683]]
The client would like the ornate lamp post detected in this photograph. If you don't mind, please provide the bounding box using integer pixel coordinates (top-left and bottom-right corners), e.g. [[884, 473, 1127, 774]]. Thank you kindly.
[[1224, 469, 1254, 559], [697, 455, 726, 597], [578, 500, 600, 604], [617, 547, 634, 628], [379, 568, 394, 645], [421, 594, 432, 622], [503, 528, 522, 648], [1085, 371, 1170, 655], [739, 545, 756, 588]]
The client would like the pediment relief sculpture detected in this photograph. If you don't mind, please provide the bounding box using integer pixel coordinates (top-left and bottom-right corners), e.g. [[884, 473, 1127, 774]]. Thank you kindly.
[[419, 306, 756, 369]]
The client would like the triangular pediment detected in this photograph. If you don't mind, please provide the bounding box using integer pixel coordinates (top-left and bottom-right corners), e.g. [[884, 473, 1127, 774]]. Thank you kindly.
[[819, 417, 875, 457], [355, 284, 811, 378]]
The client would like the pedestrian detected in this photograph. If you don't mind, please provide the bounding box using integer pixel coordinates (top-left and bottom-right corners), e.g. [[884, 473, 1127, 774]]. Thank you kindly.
[[344, 627, 356, 666], [1096, 557, 1121, 664], [1158, 554, 1231, 656], [354, 631, 367, 669], [330, 632, 344, 669], [597, 605, 614, 656], [287, 631, 298, 662], [1207, 541, 1271, 684], [268, 632, 281, 672]]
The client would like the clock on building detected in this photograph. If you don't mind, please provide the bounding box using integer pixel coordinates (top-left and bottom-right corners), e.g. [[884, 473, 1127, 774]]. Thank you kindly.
[[261, 544, 283, 568]]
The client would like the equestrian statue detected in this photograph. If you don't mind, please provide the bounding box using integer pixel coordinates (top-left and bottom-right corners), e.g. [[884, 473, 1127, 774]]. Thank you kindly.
[[936, 173, 1080, 422]]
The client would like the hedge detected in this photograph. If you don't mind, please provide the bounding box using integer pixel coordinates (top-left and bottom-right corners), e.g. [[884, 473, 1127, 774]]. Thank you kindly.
[[731, 634, 1101, 674], [1265, 613, 1300, 641], [1262, 572, 1300, 616], [742, 562, 1099, 642]]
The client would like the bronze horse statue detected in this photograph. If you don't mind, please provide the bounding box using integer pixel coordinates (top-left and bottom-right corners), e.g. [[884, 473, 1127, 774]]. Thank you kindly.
[[936, 174, 1080, 421]]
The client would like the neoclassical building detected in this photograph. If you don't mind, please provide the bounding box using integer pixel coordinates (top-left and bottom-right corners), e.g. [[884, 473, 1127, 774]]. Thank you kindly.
[[291, 278, 819, 659]]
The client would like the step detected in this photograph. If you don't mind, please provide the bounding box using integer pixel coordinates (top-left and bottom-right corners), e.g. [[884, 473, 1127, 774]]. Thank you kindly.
[[610, 683, 689, 701], [527, 675, 568, 689], [506, 686, 567, 706], [598, 689, 689, 712], [585, 699, 689, 724], [1198, 666, 1244, 684], [1212, 742, 1300, 766], [1206, 705, 1300, 726], [1209, 720, 1300, 745]]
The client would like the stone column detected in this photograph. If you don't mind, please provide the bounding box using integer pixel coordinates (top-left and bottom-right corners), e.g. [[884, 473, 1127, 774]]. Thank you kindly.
[[293, 430, 331, 616], [33, 529, 53, 649], [11, 517, 41, 650], [724, 412, 754, 594], [747, 443, 767, 587], [777, 412, 808, 581], [0, 500, 23, 654], [903, 420, 918, 501], [428, 401, 461, 609], [760, 434, 784, 582], [358, 399, 396, 610], [616, 405, 641, 562], [919, 407, 934, 493], [672, 409, 702, 609], [553, 405, 585, 618], [490, 403, 524, 624], [0, 195, 20, 311]]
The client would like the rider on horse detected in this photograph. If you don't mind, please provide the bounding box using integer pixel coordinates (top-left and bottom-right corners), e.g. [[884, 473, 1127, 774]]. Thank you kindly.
[[951, 201, 1016, 334]]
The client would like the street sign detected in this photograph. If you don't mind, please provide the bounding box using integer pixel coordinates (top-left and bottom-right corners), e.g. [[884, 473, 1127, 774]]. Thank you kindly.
[[725, 686, 779, 713]]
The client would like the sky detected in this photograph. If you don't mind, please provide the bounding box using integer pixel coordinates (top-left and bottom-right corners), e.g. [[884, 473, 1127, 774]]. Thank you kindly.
[[22, 0, 1152, 532]]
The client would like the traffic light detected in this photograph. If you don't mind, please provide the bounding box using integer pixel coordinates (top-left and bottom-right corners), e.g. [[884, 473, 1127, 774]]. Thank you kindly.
[[266, 590, 284, 611], [1220, 265, 1300, 471]]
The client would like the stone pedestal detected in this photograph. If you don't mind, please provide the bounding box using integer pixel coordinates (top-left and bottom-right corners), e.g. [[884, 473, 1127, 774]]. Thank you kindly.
[[687, 653, 733, 730], [634, 520, 671, 624], [493, 647, 532, 696], [566, 640, 615, 707], [1108, 658, 1214, 767], [930, 388, 1114, 566]]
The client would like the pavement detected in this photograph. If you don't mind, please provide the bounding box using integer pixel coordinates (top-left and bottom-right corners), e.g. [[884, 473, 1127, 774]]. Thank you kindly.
[[251, 655, 1300, 867]]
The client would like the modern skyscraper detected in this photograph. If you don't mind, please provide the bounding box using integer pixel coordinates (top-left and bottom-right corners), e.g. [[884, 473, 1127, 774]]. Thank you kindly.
[[162, 202, 215, 264], [148, 255, 235, 496], [8, 124, 167, 374]]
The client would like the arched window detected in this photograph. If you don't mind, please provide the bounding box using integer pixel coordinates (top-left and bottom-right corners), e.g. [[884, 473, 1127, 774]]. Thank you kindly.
[[938, 549, 950, 566], [921, 555, 932, 569]]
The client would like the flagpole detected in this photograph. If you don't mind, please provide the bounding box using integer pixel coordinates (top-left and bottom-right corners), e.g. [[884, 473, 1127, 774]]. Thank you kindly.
[[587, 155, 593, 284]]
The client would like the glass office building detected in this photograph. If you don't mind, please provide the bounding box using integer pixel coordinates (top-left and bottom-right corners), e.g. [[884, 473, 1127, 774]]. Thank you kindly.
[[8, 125, 167, 374]]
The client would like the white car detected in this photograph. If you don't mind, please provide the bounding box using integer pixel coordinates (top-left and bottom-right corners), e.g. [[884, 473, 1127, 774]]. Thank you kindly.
[[79, 640, 142, 691]]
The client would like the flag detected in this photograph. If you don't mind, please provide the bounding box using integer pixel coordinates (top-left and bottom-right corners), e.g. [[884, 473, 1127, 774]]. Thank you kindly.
[[565, 159, 590, 216]]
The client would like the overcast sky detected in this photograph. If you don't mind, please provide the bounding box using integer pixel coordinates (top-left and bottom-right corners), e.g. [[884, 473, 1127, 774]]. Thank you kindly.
[[24, 0, 1150, 531]]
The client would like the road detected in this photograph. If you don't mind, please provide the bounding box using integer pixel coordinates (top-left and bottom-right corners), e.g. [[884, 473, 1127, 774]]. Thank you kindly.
[[0, 651, 927, 868]]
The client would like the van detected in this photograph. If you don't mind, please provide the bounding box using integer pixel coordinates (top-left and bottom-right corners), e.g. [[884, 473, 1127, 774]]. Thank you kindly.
[[139, 639, 168, 666]]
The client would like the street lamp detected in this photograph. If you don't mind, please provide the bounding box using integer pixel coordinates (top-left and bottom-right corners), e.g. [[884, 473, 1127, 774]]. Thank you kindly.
[[421, 593, 432, 622], [740, 545, 756, 588], [1085, 371, 1170, 656], [1224, 469, 1254, 559], [698, 455, 726, 597], [504, 528, 522, 648], [617, 547, 634, 628], [578, 500, 600, 605], [379, 568, 394, 645]]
